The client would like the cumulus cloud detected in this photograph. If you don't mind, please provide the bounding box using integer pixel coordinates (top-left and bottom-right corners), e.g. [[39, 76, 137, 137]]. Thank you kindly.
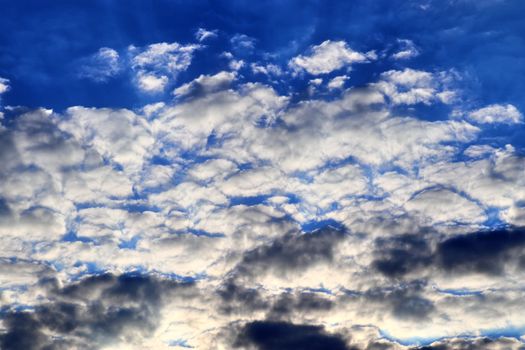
[[130, 42, 201, 92], [327, 75, 349, 90], [468, 104, 523, 124], [289, 40, 372, 75], [250, 63, 283, 76], [3, 36, 525, 349], [59, 106, 154, 175], [373, 68, 456, 105]]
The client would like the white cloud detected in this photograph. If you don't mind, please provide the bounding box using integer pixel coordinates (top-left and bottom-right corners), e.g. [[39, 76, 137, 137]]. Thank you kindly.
[[392, 39, 420, 60], [79, 47, 120, 82], [250, 63, 282, 76], [404, 188, 486, 225], [195, 27, 218, 42], [468, 104, 523, 124], [289, 40, 371, 75], [130, 42, 201, 92], [230, 33, 256, 51], [327, 75, 349, 90], [60, 106, 154, 175], [221, 51, 245, 71], [173, 71, 236, 98], [136, 72, 169, 92], [374, 68, 456, 105], [0, 77, 10, 94]]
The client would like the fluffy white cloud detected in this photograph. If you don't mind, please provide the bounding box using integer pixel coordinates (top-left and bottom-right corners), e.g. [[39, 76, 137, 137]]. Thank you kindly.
[[59, 106, 154, 175], [130, 42, 201, 92], [289, 40, 372, 75], [136, 72, 169, 92], [374, 68, 457, 105], [468, 103, 523, 124], [250, 63, 283, 76], [327, 75, 349, 89], [404, 188, 486, 225]]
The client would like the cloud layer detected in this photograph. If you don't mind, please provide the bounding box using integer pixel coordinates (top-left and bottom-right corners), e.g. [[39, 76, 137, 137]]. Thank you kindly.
[[1, 14, 525, 349]]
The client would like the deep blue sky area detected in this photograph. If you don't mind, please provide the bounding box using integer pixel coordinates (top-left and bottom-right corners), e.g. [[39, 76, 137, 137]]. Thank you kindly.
[[1, 0, 524, 113]]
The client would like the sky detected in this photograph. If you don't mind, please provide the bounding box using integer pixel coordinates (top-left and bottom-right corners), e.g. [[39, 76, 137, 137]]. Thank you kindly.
[[0, 0, 525, 349]]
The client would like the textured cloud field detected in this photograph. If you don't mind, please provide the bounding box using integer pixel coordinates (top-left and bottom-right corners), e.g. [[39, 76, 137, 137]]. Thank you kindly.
[[1, 1, 525, 349]]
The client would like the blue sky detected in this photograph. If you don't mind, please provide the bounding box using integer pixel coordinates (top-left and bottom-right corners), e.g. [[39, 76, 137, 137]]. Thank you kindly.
[[1, 1, 525, 349]]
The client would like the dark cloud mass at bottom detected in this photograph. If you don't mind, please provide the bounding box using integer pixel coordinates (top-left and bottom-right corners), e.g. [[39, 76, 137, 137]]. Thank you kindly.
[[234, 320, 353, 350], [0, 273, 194, 350]]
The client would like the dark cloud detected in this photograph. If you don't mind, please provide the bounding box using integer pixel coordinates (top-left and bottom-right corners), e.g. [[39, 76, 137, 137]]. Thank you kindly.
[[363, 280, 435, 321], [235, 227, 346, 277], [0, 273, 194, 350], [413, 336, 525, 350], [436, 228, 525, 275], [268, 291, 334, 318], [217, 278, 333, 319], [217, 279, 269, 315], [372, 228, 525, 278], [234, 320, 353, 350], [218, 227, 344, 318], [372, 234, 433, 278]]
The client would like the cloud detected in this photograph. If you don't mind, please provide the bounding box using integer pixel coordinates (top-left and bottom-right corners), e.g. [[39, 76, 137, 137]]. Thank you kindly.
[[230, 34, 256, 52], [373, 68, 456, 105], [363, 280, 435, 321], [0, 77, 10, 95], [78, 47, 121, 82], [195, 27, 218, 42], [173, 71, 236, 98], [233, 227, 346, 278], [467, 104, 523, 124], [234, 320, 351, 350], [130, 42, 201, 92], [436, 228, 525, 275], [136, 72, 169, 92], [372, 227, 525, 278], [414, 337, 525, 350], [222, 51, 245, 71], [0, 272, 194, 350], [372, 234, 433, 278], [289, 40, 371, 75], [327, 75, 349, 90], [59, 106, 154, 175], [404, 188, 486, 225], [251, 63, 283, 76], [392, 39, 420, 60], [2, 35, 525, 348]]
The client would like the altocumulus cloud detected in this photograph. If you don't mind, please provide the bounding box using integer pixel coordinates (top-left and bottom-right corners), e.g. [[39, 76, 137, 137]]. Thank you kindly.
[[1, 1, 525, 349]]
